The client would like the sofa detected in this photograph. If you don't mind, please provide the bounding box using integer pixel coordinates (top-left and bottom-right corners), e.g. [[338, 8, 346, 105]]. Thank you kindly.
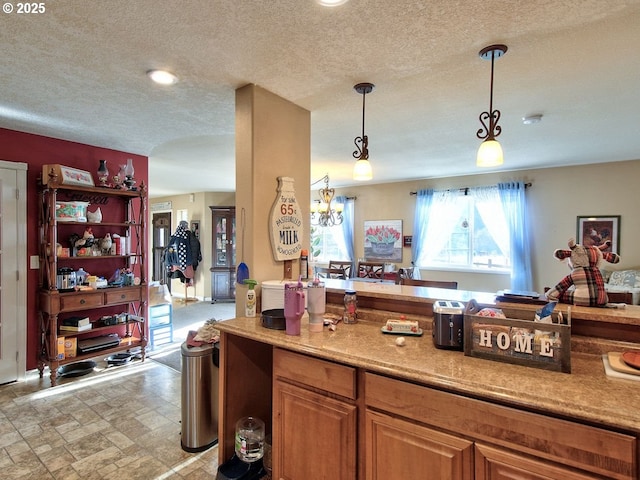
[[602, 269, 640, 304]]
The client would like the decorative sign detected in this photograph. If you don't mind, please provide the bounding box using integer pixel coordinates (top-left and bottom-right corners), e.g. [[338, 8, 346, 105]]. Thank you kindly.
[[151, 201, 172, 212], [42, 164, 94, 187], [463, 300, 571, 373], [269, 176, 304, 261]]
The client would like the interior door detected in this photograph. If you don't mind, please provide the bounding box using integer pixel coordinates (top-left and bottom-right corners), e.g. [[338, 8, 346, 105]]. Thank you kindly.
[[0, 163, 27, 384], [152, 212, 172, 291]]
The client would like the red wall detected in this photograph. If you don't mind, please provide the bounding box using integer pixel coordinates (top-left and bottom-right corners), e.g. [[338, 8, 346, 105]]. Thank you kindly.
[[0, 128, 149, 371]]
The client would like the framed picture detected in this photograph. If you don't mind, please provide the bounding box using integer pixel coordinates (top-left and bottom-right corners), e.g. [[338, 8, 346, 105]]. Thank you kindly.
[[190, 221, 200, 239], [364, 220, 402, 261], [576, 215, 620, 254]]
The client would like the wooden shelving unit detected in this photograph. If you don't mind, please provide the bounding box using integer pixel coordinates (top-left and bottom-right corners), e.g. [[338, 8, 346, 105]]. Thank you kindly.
[[37, 168, 148, 386]]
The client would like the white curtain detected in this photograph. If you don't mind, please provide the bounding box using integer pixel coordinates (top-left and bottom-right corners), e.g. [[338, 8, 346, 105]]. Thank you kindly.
[[419, 190, 465, 265]]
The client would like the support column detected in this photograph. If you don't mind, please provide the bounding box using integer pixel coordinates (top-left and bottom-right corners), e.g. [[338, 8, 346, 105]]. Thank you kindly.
[[235, 84, 311, 316]]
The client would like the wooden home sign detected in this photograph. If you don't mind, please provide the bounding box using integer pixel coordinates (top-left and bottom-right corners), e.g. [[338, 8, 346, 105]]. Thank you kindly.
[[463, 300, 571, 373]]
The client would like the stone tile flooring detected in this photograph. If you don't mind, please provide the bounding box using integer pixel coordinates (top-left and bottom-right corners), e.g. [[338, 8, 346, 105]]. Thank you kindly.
[[0, 358, 219, 479]]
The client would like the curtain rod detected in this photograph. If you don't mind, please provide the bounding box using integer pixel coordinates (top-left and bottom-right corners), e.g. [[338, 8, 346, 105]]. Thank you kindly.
[[409, 182, 531, 196]]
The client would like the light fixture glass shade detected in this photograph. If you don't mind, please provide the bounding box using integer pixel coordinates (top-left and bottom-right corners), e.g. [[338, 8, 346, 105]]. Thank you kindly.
[[353, 158, 373, 181], [476, 139, 504, 167], [147, 69, 178, 85]]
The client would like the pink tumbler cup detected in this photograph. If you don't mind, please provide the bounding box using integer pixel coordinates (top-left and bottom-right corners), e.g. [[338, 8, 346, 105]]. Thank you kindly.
[[284, 283, 305, 335]]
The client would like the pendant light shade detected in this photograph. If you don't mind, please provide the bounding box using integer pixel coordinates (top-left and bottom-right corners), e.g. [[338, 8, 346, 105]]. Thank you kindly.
[[476, 139, 504, 167], [353, 158, 373, 181], [352, 82, 375, 181], [476, 44, 507, 167]]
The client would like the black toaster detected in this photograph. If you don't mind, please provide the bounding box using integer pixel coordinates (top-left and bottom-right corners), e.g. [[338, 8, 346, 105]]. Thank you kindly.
[[432, 300, 465, 350]]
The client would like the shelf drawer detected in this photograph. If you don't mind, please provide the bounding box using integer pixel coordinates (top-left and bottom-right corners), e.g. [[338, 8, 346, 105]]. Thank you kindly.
[[105, 288, 140, 305], [60, 293, 103, 311], [150, 325, 173, 349], [149, 304, 172, 327]]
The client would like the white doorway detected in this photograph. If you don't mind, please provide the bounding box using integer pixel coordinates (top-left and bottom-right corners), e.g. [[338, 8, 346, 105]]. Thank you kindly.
[[0, 161, 27, 384]]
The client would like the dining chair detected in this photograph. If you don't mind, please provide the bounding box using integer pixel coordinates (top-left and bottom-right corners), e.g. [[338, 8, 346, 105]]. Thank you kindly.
[[357, 261, 385, 279], [400, 278, 458, 289], [328, 260, 353, 279], [315, 267, 347, 280]]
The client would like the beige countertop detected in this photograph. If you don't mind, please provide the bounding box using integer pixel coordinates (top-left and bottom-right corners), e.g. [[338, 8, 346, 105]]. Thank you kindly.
[[216, 314, 640, 433]]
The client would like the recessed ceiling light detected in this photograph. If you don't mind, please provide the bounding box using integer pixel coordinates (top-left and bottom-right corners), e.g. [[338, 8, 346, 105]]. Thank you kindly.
[[522, 114, 543, 125], [316, 0, 349, 6], [147, 69, 179, 85]]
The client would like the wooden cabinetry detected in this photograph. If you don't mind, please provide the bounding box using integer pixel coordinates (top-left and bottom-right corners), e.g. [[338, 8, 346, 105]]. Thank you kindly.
[[217, 327, 638, 480], [209, 206, 235, 302], [365, 372, 636, 480], [37, 172, 147, 386], [273, 348, 357, 480], [365, 410, 473, 479]]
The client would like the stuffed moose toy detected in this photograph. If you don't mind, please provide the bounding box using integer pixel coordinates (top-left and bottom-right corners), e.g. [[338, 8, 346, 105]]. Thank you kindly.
[[545, 238, 620, 307]]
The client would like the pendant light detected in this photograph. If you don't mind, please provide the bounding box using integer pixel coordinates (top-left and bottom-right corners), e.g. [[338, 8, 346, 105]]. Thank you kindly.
[[476, 44, 507, 167], [352, 82, 374, 181]]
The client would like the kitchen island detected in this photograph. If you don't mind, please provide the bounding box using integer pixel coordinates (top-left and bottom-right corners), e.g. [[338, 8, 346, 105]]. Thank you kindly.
[[216, 282, 640, 479]]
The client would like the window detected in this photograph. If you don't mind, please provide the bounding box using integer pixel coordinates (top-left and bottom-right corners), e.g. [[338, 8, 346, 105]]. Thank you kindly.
[[416, 187, 510, 271], [310, 224, 348, 264]]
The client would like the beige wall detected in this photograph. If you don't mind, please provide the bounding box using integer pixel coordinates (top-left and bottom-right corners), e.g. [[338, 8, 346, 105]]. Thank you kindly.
[[332, 159, 640, 293], [151, 158, 640, 298], [149, 191, 235, 300]]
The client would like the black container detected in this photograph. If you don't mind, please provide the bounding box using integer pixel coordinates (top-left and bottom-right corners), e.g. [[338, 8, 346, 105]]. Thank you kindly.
[[261, 308, 286, 330], [432, 300, 465, 350]]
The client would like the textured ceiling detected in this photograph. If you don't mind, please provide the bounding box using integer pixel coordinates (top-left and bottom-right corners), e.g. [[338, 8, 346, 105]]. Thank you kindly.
[[1, 0, 639, 197]]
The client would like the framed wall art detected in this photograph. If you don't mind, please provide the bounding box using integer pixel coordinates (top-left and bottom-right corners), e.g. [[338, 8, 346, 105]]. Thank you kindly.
[[190, 220, 200, 239], [364, 219, 402, 261], [576, 215, 620, 254]]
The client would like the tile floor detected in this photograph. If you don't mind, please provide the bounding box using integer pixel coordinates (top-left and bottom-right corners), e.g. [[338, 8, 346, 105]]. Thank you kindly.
[[0, 358, 219, 479], [0, 299, 236, 479]]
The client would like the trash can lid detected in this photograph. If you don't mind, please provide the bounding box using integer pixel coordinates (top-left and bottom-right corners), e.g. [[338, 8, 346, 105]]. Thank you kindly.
[[181, 341, 216, 357]]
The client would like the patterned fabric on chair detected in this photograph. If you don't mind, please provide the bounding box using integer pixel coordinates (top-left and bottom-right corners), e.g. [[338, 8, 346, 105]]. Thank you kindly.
[[357, 261, 384, 278], [315, 267, 347, 279]]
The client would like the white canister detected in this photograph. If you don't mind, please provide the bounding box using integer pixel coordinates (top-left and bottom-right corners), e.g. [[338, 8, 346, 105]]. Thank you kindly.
[[261, 280, 308, 311]]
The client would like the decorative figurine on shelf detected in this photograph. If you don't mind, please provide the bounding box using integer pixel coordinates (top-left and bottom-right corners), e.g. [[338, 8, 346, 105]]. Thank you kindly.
[[97, 160, 109, 187], [545, 237, 620, 307], [100, 233, 112, 255], [74, 227, 95, 248], [112, 164, 126, 190], [87, 207, 102, 223]]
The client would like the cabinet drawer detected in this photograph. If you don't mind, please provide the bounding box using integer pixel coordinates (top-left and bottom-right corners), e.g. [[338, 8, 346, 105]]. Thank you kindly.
[[274, 348, 356, 400], [60, 293, 103, 311], [105, 288, 140, 305], [150, 304, 171, 316], [365, 372, 636, 480]]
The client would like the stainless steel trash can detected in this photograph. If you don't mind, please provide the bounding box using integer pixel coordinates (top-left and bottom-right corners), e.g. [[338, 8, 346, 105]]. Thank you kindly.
[[181, 341, 219, 452]]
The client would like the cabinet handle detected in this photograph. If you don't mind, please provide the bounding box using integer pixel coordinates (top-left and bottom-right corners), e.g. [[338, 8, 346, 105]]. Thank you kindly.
[[80, 299, 86, 304], [121, 294, 126, 299]]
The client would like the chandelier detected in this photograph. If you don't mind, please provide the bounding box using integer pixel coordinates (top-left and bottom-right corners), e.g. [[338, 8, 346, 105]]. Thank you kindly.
[[352, 82, 375, 181], [310, 175, 344, 227], [476, 44, 508, 167]]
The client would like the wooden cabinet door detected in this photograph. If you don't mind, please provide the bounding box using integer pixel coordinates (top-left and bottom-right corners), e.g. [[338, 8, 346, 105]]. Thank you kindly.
[[475, 443, 602, 480], [365, 410, 473, 480], [273, 380, 357, 480]]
